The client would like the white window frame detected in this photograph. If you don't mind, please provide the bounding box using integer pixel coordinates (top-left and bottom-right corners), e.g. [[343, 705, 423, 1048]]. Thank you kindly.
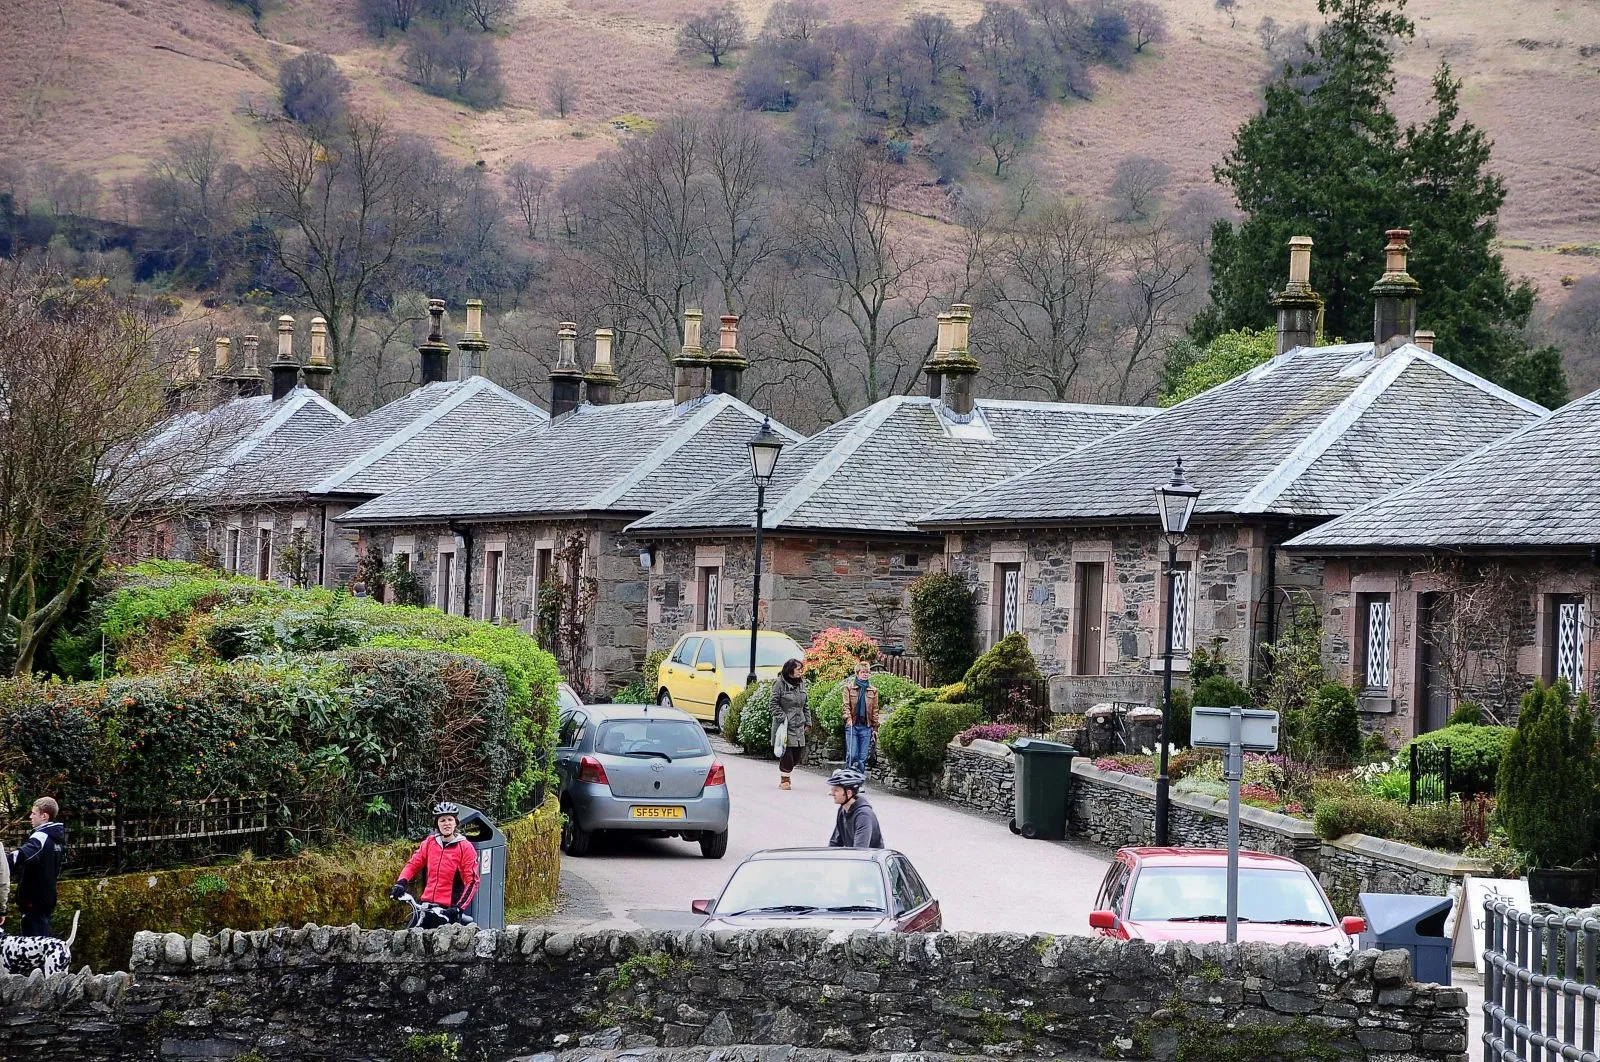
[[1555, 597, 1587, 693], [484, 548, 506, 623], [227, 526, 242, 573], [996, 563, 1023, 640], [437, 550, 457, 614], [698, 567, 722, 629], [1167, 562, 1193, 654], [1362, 594, 1393, 692]]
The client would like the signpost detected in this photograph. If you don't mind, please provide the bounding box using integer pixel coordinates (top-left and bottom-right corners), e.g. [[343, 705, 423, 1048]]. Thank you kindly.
[[1191, 705, 1280, 943]]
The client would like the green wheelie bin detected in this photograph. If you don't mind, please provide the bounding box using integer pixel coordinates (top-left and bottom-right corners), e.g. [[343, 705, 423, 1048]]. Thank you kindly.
[[1008, 738, 1076, 840]]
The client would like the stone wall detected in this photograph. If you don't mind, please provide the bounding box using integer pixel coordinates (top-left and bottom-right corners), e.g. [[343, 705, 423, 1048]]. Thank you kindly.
[[645, 535, 937, 654], [941, 741, 1017, 819], [4, 925, 1466, 1062]]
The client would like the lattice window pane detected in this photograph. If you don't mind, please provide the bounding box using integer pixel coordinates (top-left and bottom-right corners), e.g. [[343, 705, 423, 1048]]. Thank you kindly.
[[1557, 600, 1586, 692], [1002, 567, 1021, 637], [1366, 599, 1392, 690], [705, 571, 720, 628], [1170, 567, 1193, 652]]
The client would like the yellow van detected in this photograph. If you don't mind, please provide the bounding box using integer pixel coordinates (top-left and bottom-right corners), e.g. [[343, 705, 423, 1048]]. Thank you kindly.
[[656, 629, 807, 730]]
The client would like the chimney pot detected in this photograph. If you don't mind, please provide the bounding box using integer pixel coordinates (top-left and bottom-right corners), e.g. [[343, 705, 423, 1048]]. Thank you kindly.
[[1272, 235, 1323, 356], [456, 298, 489, 380], [1371, 227, 1422, 355], [276, 315, 295, 361], [302, 317, 334, 397], [672, 308, 711, 405], [1385, 229, 1410, 273], [584, 327, 622, 406], [1415, 330, 1435, 353], [924, 304, 980, 416], [419, 298, 450, 384], [1288, 236, 1313, 286], [464, 299, 484, 337], [550, 322, 584, 416], [214, 336, 232, 373], [236, 334, 264, 397], [708, 314, 748, 398]]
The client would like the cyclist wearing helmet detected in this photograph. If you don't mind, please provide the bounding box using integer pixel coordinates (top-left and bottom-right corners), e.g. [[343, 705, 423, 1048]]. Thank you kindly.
[[826, 769, 883, 849], [389, 801, 479, 921]]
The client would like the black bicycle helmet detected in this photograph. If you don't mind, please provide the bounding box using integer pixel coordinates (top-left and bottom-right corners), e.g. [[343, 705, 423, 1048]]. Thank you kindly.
[[432, 801, 460, 818], [827, 768, 866, 790]]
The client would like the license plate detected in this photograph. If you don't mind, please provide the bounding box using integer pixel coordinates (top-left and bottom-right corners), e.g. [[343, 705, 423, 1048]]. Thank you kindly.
[[630, 805, 685, 819]]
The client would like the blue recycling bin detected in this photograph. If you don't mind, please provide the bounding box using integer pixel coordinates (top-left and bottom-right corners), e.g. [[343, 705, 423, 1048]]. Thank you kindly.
[[455, 805, 506, 930], [1359, 892, 1454, 985]]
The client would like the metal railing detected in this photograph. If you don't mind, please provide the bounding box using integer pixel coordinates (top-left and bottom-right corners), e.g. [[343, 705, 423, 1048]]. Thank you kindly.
[[1483, 898, 1600, 1062], [985, 676, 1053, 735], [1409, 743, 1453, 805]]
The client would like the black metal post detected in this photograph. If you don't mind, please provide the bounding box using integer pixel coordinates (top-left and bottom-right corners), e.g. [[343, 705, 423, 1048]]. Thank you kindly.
[[747, 481, 766, 687], [1154, 538, 1178, 846]]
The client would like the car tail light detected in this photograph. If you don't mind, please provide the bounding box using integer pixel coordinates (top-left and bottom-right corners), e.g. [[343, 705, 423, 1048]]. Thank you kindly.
[[705, 762, 726, 787], [578, 756, 609, 785]]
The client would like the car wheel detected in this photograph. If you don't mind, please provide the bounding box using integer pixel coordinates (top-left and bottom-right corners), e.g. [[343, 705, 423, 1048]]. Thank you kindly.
[[561, 805, 592, 857], [714, 696, 731, 733], [699, 829, 729, 859], [657, 689, 673, 708]]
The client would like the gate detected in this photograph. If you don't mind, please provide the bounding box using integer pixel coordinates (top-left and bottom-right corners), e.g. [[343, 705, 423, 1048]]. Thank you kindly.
[[1409, 743, 1453, 805], [1482, 898, 1600, 1062]]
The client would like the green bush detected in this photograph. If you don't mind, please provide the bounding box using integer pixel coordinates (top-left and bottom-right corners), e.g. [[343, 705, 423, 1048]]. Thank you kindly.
[[1497, 681, 1597, 869], [1166, 686, 1192, 749], [1406, 723, 1514, 795], [962, 632, 1043, 707], [735, 680, 777, 755], [1306, 682, 1361, 767], [1312, 791, 1465, 850], [813, 673, 923, 757], [611, 649, 668, 705], [879, 692, 980, 780], [908, 572, 977, 685], [1448, 701, 1484, 727]]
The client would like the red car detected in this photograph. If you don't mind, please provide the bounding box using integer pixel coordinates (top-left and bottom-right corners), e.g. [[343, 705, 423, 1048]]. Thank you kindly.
[[690, 847, 942, 932], [1089, 847, 1365, 947]]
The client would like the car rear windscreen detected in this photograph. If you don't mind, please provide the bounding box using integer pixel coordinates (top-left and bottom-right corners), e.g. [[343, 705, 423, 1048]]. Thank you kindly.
[[595, 719, 711, 759], [720, 636, 802, 671]]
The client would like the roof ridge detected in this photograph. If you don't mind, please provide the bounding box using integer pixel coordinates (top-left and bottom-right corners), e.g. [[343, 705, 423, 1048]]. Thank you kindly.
[[1233, 349, 1419, 513], [312, 378, 498, 494], [214, 389, 340, 475], [1407, 346, 1548, 417], [763, 397, 909, 528], [590, 395, 737, 509]]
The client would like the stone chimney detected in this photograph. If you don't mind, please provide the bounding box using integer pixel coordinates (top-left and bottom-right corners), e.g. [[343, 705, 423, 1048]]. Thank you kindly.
[[210, 337, 233, 402], [671, 309, 709, 405], [923, 305, 979, 416], [1271, 236, 1323, 355], [419, 299, 451, 384], [237, 334, 264, 397], [270, 315, 300, 401], [166, 347, 203, 411], [457, 299, 489, 380], [549, 322, 584, 417], [1371, 228, 1421, 356], [1415, 330, 1435, 353], [708, 315, 749, 398], [302, 317, 334, 397], [584, 327, 621, 406]]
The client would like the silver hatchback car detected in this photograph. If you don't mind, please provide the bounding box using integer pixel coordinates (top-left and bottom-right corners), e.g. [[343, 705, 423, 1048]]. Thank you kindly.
[[554, 702, 731, 859]]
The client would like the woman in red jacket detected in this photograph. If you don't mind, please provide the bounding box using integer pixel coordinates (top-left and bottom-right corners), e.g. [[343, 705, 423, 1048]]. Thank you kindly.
[[390, 802, 479, 922]]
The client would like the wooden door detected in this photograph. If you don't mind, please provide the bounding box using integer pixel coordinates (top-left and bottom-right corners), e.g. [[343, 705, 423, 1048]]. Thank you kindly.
[[1417, 592, 1452, 735], [1075, 562, 1105, 675]]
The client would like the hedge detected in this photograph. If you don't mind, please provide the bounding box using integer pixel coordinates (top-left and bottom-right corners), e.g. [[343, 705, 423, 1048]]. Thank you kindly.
[[58, 799, 561, 972], [1406, 723, 1514, 796], [878, 693, 982, 781]]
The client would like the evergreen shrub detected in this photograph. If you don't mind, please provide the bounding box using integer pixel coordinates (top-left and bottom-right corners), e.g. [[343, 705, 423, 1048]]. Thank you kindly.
[[908, 572, 977, 685], [1497, 680, 1597, 868], [961, 632, 1043, 708], [1407, 723, 1513, 795], [1306, 682, 1362, 767]]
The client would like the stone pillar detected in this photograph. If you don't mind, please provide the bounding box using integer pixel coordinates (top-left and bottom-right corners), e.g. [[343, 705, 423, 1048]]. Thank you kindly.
[[419, 299, 451, 384], [939, 304, 980, 417], [238, 334, 264, 397], [1271, 235, 1322, 356], [923, 311, 953, 400], [270, 315, 300, 401], [584, 327, 621, 406], [708, 314, 748, 398], [1371, 228, 1421, 356], [303, 317, 334, 397], [550, 322, 584, 416]]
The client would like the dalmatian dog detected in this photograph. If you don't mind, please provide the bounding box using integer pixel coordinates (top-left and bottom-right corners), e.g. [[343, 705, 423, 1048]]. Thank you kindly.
[[0, 910, 81, 978]]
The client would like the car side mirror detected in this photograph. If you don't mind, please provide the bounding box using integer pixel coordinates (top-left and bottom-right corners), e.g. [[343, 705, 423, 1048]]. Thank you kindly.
[[1088, 910, 1118, 930], [1342, 916, 1366, 936], [691, 899, 712, 915], [695, 662, 716, 672]]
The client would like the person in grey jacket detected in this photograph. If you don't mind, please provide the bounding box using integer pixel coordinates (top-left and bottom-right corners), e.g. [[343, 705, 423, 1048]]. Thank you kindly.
[[826, 769, 883, 849], [772, 658, 809, 790]]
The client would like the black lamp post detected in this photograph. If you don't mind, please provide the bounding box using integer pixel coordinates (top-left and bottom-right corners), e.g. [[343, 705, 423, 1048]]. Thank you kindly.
[[746, 417, 785, 686], [1153, 456, 1200, 846]]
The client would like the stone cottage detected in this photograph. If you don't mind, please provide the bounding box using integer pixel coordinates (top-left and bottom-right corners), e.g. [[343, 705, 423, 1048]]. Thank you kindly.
[[201, 299, 548, 589], [121, 327, 350, 564], [918, 233, 1548, 710], [337, 312, 800, 696], [1286, 386, 1600, 735], [625, 305, 1154, 656]]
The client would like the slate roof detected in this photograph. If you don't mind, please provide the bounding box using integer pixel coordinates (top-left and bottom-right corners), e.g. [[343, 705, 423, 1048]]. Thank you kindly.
[[1286, 386, 1600, 551], [626, 396, 1155, 538], [232, 376, 547, 501], [919, 342, 1546, 529], [140, 387, 351, 499], [337, 394, 798, 524]]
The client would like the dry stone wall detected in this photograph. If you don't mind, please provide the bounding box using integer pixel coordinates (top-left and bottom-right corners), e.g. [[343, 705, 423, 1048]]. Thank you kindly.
[[3, 925, 1466, 1062]]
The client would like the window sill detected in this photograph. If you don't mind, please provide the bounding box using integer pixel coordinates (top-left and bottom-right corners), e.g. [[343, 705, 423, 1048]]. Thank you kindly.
[[1146, 655, 1192, 674], [1358, 693, 1394, 714]]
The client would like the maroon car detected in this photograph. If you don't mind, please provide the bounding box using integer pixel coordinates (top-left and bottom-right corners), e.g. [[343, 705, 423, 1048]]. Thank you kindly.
[[1089, 847, 1365, 947], [691, 847, 942, 932]]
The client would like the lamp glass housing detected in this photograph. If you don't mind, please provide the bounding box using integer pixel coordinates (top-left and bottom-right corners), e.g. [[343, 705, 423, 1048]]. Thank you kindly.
[[1154, 459, 1201, 536], [748, 418, 784, 484]]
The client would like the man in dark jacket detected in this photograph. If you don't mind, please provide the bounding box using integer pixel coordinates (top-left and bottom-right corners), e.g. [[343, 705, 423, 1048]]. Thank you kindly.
[[9, 797, 65, 937], [826, 769, 883, 849]]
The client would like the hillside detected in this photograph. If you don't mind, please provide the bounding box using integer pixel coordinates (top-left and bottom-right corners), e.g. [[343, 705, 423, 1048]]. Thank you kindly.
[[2, 0, 1597, 301]]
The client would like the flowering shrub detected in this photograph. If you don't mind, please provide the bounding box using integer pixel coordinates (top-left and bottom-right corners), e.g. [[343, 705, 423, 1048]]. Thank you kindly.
[[804, 627, 878, 686], [1095, 754, 1153, 776], [958, 722, 1027, 746]]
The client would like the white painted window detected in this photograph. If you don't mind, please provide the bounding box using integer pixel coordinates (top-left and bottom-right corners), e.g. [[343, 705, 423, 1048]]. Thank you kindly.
[[437, 551, 457, 614], [997, 563, 1022, 639], [227, 528, 241, 573], [1167, 564, 1193, 653], [1362, 595, 1393, 691], [698, 567, 721, 629], [256, 526, 273, 581], [1555, 597, 1587, 692]]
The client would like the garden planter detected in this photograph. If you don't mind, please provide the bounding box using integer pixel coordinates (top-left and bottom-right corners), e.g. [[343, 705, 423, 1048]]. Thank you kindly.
[[1526, 868, 1597, 908]]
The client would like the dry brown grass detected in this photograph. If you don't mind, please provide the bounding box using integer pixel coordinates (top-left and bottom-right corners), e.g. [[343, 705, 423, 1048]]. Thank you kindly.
[[1, 0, 1596, 299]]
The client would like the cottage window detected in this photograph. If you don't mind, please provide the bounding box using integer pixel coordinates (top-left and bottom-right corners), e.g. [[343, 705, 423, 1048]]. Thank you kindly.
[[256, 527, 273, 581], [995, 563, 1022, 640], [484, 549, 505, 623], [1164, 562, 1193, 654], [437, 551, 457, 614], [226, 528, 241, 573], [698, 567, 721, 629], [1549, 595, 1587, 693], [1359, 594, 1393, 691]]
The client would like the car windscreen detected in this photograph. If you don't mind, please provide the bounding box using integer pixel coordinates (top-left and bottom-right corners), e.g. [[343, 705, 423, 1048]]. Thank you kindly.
[[715, 858, 887, 916], [594, 719, 711, 759], [720, 636, 801, 671], [1126, 866, 1335, 925]]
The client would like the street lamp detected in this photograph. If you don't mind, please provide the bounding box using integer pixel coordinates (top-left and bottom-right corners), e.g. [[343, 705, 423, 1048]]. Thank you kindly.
[[746, 417, 785, 686], [1153, 456, 1200, 846]]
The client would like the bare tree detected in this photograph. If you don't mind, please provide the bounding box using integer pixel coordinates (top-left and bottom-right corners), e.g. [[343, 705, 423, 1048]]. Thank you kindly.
[[1549, 274, 1600, 392], [253, 113, 430, 377], [1112, 215, 1205, 402], [701, 112, 777, 313], [1256, 15, 1281, 53], [1215, 0, 1238, 29], [462, 0, 509, 31], [1106, 153, 1171, 222], [53, 171, 101, 218], [547, 68, 577, 118], [1123, 0, 1167, 52], [279, 51, 350, 127], [677, 4, 748, 67], [908, 11, 961, 86], [505, 161, 552, 239], [0, 263, 225, 674]]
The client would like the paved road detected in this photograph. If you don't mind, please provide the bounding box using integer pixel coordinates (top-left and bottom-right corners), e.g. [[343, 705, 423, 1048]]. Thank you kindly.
[[549, 742, 1112, 934]]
